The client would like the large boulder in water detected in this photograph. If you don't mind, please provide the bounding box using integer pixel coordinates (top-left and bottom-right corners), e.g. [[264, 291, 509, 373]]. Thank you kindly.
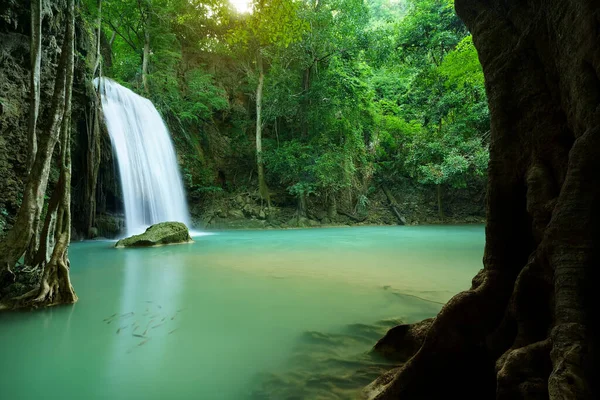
[[115, 222, 193, 248]]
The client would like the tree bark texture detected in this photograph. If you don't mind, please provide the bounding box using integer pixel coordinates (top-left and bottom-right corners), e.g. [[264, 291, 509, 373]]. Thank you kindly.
[[365, 1, 599, 399]]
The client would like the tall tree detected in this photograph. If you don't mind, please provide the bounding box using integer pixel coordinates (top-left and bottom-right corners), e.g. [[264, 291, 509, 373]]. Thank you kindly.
[[228, 0, 308, 207]]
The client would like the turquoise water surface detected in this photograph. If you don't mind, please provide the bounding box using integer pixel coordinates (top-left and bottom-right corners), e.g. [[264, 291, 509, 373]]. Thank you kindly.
[[0, 225, 484, 399]]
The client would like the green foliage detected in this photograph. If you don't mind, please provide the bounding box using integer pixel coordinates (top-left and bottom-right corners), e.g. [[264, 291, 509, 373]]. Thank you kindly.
[[100, 0, 489, 207], [227, 0, 309, 50], [439, 35, 484, 89]]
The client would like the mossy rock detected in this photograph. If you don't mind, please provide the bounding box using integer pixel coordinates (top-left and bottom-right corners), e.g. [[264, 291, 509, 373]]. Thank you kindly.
[[115, 222, 193, 248]]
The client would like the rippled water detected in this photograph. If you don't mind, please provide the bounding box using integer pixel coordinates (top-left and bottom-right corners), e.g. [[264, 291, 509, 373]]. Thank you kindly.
[[0, 226, 484, 399]]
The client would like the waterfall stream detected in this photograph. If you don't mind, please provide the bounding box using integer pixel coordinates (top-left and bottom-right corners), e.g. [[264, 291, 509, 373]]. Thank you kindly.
[[95, 78, 191, 237]]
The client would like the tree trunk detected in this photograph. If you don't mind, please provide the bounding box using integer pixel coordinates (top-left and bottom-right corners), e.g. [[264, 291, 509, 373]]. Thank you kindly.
[[301, 66, 311, 138], [0, 0, 77, 309], [365, 1, 599, 399], [297, 193, 307, 218], [382, 186, 406, 225], [142, 23, 150, 93], [84, 97, 103, 237], [36, 12, 77, 304], [84, 0, 103, 237], [256, 52, 271, 208], [436, 184, 444, 221], [1, 33, 70, 271], [327, 194, 337, 220], [26, 0, 42, 176], [92, 0, 102, 77]]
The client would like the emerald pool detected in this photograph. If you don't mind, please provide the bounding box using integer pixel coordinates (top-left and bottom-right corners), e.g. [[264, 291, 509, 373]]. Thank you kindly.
[[0, 225, 484, 399]]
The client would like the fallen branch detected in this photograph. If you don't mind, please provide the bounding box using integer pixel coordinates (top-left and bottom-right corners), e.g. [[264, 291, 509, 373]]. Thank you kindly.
[[337, 210, 368, 222], [381, 186, 406, 225]]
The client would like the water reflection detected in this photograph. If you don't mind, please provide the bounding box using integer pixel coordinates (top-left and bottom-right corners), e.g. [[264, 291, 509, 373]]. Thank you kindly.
[[103, 246, 188, 396]]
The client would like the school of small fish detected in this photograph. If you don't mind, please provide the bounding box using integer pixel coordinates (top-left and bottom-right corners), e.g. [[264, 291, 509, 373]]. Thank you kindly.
[[102, 301, 186, 354]]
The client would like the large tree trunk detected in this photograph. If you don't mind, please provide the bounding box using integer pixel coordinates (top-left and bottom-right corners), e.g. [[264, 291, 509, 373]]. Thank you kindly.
[[26, 0, 42, 176], [0, 33, 70, 272], [0, 0, 77, 309], [256, 52, 271, 208], [365, 1, 599, 399]]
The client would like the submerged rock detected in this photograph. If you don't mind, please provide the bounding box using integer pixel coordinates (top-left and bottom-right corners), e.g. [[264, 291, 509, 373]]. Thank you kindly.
[[115, 222, 193, 248], [371, 318, 434, 362]]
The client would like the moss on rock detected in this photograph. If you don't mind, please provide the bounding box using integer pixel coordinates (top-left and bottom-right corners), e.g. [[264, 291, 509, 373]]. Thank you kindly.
[[115, 221, 192, 248]]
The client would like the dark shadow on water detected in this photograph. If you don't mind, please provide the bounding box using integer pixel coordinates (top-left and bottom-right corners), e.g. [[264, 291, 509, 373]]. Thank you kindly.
[[250, 318, 407, 400]]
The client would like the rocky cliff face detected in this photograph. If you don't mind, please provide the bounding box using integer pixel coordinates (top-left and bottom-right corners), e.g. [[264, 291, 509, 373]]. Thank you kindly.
[[0, 0, 122, 239], [366, 1, 599, 399], [0, 1, 39, 234]]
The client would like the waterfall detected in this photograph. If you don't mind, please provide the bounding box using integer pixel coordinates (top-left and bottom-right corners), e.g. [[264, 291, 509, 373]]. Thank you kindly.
[[94, 78, 191, 237]]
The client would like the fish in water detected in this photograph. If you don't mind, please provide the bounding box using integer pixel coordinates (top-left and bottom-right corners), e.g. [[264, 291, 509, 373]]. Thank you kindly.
[[116, 324, 130, 334], [142, 320, 154, 336], [103, 313, 117, 322], [170, 314, 176, 321], [151, 322, 164, 329], [160, 317, 166, 322], [132, 334, 146, 338], [132, 325, 140, 333], [168, 329, 178, 335], [126, 338, 150, 354], [120, 312, 134, 319], [176, 308, 186, 313], [156, 304, 162, 309]]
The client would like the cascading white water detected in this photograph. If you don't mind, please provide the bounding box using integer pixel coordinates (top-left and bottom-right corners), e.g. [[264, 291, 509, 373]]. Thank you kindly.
[[94, 77, 191, 237]]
